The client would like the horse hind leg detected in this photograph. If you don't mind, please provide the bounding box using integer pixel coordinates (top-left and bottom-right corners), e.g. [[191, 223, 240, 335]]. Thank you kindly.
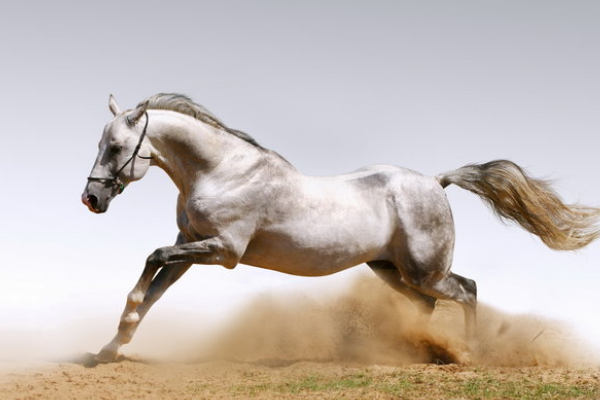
[[405, 267, 478, 340], [448, 272, 477, 340], [367, 260, 437, 315]]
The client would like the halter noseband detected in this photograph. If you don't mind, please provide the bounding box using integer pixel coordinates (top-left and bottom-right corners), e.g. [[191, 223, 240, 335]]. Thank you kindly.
[[87, 112, 152, 194]]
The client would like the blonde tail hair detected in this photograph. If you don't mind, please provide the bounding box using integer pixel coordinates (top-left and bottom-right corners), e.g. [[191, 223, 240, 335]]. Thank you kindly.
[[438, 160, 600, 251]]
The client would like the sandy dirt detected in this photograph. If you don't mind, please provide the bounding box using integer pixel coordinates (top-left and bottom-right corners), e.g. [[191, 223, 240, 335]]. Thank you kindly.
[[1, 360, 599, 400], [1, 275, 598, 399]]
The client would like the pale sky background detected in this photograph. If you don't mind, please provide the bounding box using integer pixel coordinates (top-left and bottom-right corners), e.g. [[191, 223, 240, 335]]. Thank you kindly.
[[1, 1, 599, 360]]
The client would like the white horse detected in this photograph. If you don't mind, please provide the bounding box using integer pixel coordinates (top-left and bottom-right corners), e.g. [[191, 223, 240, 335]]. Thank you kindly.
[[82, 93, 600, 362]]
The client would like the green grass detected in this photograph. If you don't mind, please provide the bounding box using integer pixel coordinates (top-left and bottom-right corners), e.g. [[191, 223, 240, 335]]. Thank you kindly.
[[227, 367, 600, 399], [282, 374, 372, 393], [449, 375, 599, 400], [456, 380, 599, 400]]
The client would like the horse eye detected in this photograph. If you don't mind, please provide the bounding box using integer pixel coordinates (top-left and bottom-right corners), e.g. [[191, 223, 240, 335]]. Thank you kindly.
[[110, 145, 123, 154]]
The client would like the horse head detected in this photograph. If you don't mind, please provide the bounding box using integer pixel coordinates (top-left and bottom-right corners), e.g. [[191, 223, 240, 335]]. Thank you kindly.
[[82, 95, 153, 213]]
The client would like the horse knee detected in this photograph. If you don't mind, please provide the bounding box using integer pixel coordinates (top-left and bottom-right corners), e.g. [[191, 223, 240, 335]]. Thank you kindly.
[[454, 274, 477, 305]]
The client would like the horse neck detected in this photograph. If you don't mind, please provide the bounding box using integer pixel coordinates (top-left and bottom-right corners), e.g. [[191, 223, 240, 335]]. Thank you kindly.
[[147, 110, 262, 195]]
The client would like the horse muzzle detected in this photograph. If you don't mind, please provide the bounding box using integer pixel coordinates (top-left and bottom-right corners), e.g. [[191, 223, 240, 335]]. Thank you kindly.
[[81, 191, 110, 214]]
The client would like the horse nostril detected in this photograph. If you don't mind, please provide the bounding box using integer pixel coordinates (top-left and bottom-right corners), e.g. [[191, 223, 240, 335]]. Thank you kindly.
[[88, 195, 98, 208], [82, 194, 99, 210]]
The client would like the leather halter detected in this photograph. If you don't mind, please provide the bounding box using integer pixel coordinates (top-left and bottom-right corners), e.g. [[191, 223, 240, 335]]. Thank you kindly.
[[87, 112, 152, 194]]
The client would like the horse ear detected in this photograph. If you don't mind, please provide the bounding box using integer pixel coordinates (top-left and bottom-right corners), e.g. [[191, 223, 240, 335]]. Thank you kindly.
[[109, 94, 122, 116], [127, 100, 149, 125]]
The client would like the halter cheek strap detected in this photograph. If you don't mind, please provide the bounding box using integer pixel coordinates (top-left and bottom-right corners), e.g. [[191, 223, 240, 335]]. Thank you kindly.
[[87, 112, 152, 194]]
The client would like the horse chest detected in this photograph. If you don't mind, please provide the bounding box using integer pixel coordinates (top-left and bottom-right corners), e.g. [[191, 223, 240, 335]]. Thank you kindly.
[[177, 196, 243, 239]]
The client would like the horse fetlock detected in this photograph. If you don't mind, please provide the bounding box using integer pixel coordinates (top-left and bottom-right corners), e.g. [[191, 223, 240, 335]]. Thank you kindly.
[[123, 311, 140, 323]]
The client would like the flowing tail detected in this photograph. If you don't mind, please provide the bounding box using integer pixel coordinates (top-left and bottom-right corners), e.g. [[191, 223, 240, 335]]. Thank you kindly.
[[438, 160, 600, 251]]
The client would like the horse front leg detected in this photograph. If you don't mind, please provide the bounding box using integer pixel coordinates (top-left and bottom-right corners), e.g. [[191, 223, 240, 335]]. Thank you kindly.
[[96, 263, 191, 362], [96, 235, 238, 362]]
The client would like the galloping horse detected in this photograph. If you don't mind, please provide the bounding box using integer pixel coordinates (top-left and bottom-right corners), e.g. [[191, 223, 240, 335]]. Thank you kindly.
[[82, 93, 600, 362]]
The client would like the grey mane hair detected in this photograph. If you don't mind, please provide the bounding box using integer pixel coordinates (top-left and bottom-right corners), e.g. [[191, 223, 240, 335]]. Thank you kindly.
[[138, 93, 263, 149]]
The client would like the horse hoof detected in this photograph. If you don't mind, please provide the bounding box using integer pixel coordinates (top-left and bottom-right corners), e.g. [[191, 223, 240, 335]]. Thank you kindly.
[[95, 348, 120, 363]]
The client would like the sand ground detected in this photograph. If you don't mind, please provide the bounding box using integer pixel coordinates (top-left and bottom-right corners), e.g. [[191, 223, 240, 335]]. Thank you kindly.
[[1, 276, 598, 399], [1, 359, 599, 400]]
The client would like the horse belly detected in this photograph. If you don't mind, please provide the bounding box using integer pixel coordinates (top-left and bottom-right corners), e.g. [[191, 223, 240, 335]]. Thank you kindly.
[[241, 209, 393, 276]]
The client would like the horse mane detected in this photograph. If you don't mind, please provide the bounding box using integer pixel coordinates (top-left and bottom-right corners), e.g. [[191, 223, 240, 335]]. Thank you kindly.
[[138, 93, 263, 148]]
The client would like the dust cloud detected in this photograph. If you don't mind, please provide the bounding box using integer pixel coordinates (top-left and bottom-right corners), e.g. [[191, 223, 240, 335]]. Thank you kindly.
[[196, 274, 595, 367], [0, 273, 593, 368]]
